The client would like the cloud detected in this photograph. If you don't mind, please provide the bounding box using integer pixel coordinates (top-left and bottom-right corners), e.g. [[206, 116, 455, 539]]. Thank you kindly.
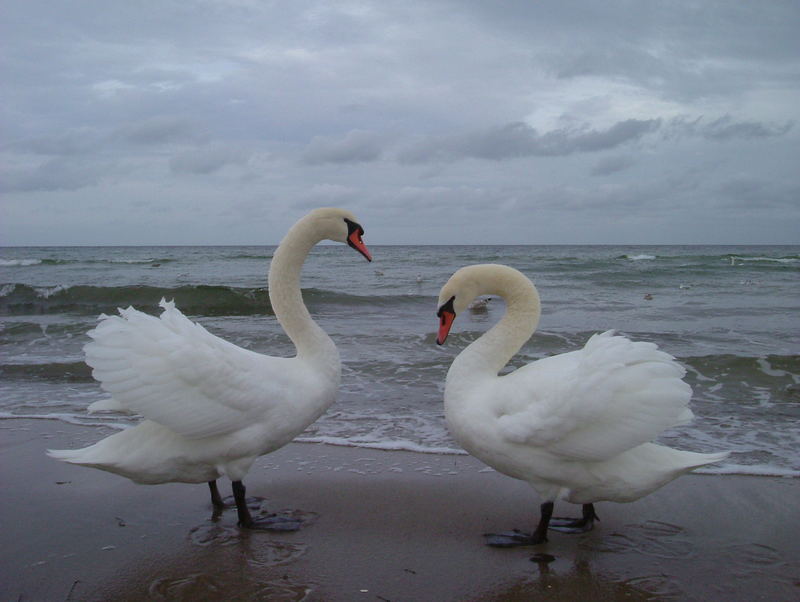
[[667, 115, 793, 141], [0, 157, 104, 192], [398, 119, 660, 163], [116, 116, 201, 146], [717, 178, 800, 209], [170, 143, 250, 174], [301, 130, 384, 164], [2, 1, 798, 244], [591, 155, 635, 177]]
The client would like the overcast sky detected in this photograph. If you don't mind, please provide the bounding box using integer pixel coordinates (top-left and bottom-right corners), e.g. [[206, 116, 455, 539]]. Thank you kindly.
[[2, 1, 799, 245]]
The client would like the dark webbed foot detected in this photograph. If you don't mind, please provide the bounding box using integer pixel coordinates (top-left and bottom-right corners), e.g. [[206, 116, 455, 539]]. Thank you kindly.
[[485, 501, 553, 547], [230, 480, 306, 532], [485, 529, 547, 547], [238, 514, 303, 532], [548, 503, 598, 534]]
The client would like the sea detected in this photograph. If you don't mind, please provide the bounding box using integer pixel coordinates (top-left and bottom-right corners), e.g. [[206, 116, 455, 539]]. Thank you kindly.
[[1, 245, 798, 478]]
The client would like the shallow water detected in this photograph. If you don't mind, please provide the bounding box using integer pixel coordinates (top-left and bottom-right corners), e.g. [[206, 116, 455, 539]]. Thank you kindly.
[[2, 244, 798, 476]]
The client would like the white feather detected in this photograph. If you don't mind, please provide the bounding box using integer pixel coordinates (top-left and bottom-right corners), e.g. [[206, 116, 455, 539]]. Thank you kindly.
[[439, 264, 727, 505], [48, 208, 367, 485]]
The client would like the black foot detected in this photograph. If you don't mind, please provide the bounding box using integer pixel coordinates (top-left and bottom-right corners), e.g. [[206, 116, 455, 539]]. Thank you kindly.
[[239, 514, 303, 532], [484, 529, 547, 547], [548, 504, 598, 534]]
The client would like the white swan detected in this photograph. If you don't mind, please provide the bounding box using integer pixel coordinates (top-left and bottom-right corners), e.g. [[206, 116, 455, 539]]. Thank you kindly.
[[48, 208, 372, 530], [435, 264, 727, 546]]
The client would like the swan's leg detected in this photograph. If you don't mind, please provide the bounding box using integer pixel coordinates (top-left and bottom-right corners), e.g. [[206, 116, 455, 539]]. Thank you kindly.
[[485, 501, 553, 547], [549, 503, 598, 533], [231, 481, 302, 531], [208, 480, 225, 509]]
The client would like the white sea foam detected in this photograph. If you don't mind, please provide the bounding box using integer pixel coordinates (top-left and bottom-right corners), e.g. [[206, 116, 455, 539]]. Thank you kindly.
[[109, 258, 157, 264], [625, 254, 656, 261], [34, 284, 70, 298], [729, 256, 798, 264], [0, 258, 42, 266], [296, 434, 467, 455], [0, 412, 128, 429], [695, 463, 800, 478]]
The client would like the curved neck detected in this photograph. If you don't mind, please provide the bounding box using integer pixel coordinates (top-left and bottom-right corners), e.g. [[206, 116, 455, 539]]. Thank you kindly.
[[451, 268, 541, 380], [268, 217, 337, 363]]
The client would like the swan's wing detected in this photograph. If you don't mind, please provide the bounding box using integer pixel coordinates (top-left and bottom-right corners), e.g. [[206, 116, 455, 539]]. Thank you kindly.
[[497, 331, 693, 462], [84, 300, 307, 439]]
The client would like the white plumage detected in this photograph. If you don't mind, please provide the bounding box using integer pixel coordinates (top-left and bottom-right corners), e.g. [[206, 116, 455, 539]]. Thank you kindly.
[[436, 264, 727, 546], [48, 207, 371, 529]]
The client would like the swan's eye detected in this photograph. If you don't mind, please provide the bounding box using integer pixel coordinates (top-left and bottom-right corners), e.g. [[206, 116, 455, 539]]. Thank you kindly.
[[437, 296, 456, 320]]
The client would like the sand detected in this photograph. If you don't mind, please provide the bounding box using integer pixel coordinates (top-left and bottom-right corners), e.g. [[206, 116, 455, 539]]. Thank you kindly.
[[1, 419, 798, 601]]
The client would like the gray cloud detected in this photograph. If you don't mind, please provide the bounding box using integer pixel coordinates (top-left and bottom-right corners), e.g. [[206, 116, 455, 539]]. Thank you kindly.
[[116, 116, 201, 146], [170, 144, 250, 174], [1, 1, 798, 244], [666, 115, 793, 141], [302, 130, 384, 164], [1, 157, 104, 193], [398, 119, 660, 163], [717, 178, 800, 209], [591, 155, 635, 177]]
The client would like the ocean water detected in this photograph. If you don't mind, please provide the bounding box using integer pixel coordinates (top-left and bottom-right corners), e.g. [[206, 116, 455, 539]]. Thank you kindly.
[[1, 245, 798, 477]]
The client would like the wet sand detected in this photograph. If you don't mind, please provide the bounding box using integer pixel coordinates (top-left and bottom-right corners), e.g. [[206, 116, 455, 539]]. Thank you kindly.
[[2, 419, 798, 601]]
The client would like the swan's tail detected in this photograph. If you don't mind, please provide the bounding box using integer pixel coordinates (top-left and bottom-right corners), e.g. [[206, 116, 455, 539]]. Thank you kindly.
[[47, 446, 94, 464], [683, 449, 729, 469]]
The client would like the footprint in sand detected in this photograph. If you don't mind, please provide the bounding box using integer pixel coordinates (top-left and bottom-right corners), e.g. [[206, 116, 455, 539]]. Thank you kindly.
[[721, 543, 784, 567], [623, 574, 684, 599], [149, 573, 312, 601], [188, 521, 310, 567], [581, 520, 695, 559]]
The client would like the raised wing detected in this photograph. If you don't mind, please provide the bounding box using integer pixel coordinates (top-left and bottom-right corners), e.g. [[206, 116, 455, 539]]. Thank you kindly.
[[84, 300, 306, 439], [496, 331, 693, 462]]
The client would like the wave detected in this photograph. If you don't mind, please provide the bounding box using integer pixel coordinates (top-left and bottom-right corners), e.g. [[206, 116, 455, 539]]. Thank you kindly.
[[0, 283, 418, 316], [0, 412, 128, 429], [0, 257, 174, 267], [0, 259, 43, 267], [618, 254, 656, 261], [1, 411, 795, 477], [1, 361, 93, 382], [730, 255, 799, 264]]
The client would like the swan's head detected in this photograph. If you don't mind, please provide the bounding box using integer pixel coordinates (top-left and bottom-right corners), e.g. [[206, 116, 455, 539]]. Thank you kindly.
[[436, 264, 538, 345], [307, 207, 372, 262], [435, 266, 484, 345]]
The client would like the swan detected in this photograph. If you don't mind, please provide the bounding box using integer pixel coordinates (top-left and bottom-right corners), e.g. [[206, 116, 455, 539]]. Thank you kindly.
[[48, 207, 372, 530], [435, 264, 727, 546]]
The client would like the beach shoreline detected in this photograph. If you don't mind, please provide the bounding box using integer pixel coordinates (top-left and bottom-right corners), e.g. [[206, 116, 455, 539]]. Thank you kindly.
[[2, 419, 798, 601]]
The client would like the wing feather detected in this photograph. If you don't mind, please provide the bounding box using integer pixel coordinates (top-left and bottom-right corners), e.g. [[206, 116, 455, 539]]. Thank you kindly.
[[85, 300, 300, 439], [497, 331, 693, 461]]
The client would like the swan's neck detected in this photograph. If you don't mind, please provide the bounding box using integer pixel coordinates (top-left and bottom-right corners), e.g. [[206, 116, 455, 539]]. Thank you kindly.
[[268, 218, 337, 365], [451, 271, 540, 381]]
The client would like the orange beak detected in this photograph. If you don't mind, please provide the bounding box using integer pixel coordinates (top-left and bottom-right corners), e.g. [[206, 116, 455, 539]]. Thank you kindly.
[[346, 222, 372, 262], [436, 295, 457, 345], [436, 310, 455, 345]]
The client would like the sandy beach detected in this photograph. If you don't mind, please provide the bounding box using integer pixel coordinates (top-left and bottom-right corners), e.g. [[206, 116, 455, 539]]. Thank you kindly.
[[2, 419, 798, 601]]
